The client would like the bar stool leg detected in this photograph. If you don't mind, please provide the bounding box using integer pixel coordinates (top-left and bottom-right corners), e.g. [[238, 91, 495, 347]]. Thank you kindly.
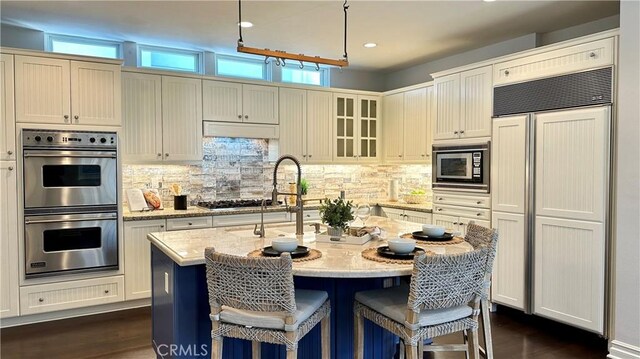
[[354, 311, 364, 359], [252, 341, 261, 359], [321, 315, 330, 359], [480, 299, 494, 359]]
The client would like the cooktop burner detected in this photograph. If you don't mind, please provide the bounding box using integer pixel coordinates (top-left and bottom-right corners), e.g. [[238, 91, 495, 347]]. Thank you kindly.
[[197, 199, 279, 210]]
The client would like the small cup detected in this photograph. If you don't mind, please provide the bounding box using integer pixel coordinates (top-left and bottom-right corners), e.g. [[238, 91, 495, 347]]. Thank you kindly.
[[173, 195, 187, 210], [387, 238, 416, 254]]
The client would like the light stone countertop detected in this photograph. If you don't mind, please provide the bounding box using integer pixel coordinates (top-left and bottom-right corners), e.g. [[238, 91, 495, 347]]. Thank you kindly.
[[147, 216, 471, 278]]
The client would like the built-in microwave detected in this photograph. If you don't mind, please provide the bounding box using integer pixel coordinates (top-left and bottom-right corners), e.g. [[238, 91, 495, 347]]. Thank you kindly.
[[432, 142, 490, 193]]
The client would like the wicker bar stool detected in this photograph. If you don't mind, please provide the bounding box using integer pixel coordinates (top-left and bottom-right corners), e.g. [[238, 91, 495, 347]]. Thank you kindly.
[[204, 247, 331, 359], [353, 226, 498, 359], [464, 223, 499, 359]]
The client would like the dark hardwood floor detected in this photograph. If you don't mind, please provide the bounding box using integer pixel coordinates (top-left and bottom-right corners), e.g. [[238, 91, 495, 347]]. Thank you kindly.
[[0, 305, 607, 358]]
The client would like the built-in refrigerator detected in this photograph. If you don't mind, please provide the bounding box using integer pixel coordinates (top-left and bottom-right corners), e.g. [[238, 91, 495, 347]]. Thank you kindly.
[[490, 67, 612, 335]]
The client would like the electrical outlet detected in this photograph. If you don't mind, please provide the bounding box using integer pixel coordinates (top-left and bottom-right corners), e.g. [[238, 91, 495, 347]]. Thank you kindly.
[[164, 272, 169, 294]]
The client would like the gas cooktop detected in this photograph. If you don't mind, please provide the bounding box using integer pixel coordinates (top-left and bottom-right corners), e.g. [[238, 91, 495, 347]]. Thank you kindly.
[[196, 199, 279, 210]]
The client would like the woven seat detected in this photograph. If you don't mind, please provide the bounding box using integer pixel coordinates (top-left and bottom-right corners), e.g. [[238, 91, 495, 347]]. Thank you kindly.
[[353, 223, 498, 359], [205, 247, 331, 359]]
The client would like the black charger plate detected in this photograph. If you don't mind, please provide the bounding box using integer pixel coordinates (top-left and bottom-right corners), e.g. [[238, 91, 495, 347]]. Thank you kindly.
[[411, 231, 454, 241], [377, 246, 425, 260], [262, 246, 310, 259]]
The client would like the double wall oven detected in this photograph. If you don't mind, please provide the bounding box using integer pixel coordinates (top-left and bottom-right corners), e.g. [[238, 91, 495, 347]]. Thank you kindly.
[[432, 142, 490, 193], [22, 129, 119, 277]]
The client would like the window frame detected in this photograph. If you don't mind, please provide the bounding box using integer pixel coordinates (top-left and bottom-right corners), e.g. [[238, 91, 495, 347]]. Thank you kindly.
[[45, 33, 122, 59], [280, 64, 329, 87], [215, 54, 271, 81], [137, 44, 203, 74]]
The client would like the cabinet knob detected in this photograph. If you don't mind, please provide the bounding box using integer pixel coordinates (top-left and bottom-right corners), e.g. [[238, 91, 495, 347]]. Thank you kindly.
[[460, 130, 465, 134], [308, 155, 312, 158], [238, 115, 242, 119], [7, 166, 13, 171], [454, 131, 458, 135], [437, 208, 442, 211], [244, 115, 249, 119], [303, 154, 307, 158], [476, 213, 482, 216], [74, 115, 79, 120], [39, 298, 44, 303], [188, 222, 193, 225], [160, 225, 165, 228], [504, 70, 510, 76], [165, 153, 169, 157], [438, 197, 443, 201], [157, 153, 162, 157], [398, 155, 402, 158], [64, 115, 69, 123], [476, 201, 482, 204], [7, 150, 13, 155], [589, 52, 596, 58], [104, 290, 110, 294]]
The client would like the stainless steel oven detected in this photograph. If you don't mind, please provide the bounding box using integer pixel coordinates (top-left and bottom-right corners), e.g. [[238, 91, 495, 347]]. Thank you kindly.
[[22, 129, 119, 277], [24, 212, 118, 276], [432, 142, 490, 193]]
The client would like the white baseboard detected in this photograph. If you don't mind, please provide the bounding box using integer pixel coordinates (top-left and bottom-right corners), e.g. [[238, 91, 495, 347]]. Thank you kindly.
[[0, 298, 150, 328], [609, 340, 640, 359]]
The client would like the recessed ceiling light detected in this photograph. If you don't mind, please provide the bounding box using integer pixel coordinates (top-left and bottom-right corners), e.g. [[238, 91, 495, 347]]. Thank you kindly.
[[363, 42, 377, 48], [238, 21, 253, 28], [483, 0, 496, 2]]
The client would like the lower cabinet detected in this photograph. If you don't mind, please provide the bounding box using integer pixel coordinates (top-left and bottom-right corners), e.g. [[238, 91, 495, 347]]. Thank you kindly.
[[490, 212, 526, 310], [432, 214, 489, 236], [378, 207, 433, 224], [212, 212, 291, 227], [19, 276, 124, 315], [124, 220, 166, 300], [1, 161, 19, 318]]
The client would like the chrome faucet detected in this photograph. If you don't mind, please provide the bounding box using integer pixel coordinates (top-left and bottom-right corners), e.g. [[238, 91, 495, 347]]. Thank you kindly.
[[272, 155, 304, 235], [253, 199, 266, 238]]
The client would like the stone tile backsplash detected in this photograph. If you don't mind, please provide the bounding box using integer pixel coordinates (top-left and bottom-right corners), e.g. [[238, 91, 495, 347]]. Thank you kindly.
[[122, 138, 432, 207]]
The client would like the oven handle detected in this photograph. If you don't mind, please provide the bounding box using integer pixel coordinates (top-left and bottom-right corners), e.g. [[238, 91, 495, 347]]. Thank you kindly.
[[25, 213, 117, 224], [432, 148, 488, 154], [23, 151, 116, 158]]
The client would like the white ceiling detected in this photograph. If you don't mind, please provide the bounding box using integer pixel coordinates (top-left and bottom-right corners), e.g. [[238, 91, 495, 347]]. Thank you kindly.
[[0, 1, 619, 71]]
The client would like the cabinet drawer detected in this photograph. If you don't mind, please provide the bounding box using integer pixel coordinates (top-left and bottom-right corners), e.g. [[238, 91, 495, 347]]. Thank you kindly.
[[294, 209, 320, 222], [433, 205, 490, 220], [433, 193, 491, 209], [20, 276, 124, 315], [166, 216, 212, 231], [212, 212, 290, 227], [494, 38, 614, 86]]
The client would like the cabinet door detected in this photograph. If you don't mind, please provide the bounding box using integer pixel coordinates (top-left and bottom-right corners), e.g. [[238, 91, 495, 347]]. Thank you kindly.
[[404, 210, 432, 224], [0, 162, 19, 318], [202, 80, 242, 123], [433, 73, 460, 140], [490, 212, 526, 310], [458, 217, 490, 237], [381, 207, 405, 221], [306, 90, 333, 162], [492, 116, 527, 214], [459, 66, 492, 138], [534, 216, 605, 333], [242, 84, 278, 124], [382, 93, 404, 162], [0, 54, 15, 161], [425, 86, 434, 160], [535, 107, 608, 222], [358, 96, 380, 162], [334, 93, 357, 162], [432, 214, 459, 233], [122, 72, 163, 163], [278, 88, 306, 160], [403, 88, 428, 161], [15, 56, 71, 124], [124, 220, 165, 300], [161, 76, 202, 162], [70, 61, 121, 126]]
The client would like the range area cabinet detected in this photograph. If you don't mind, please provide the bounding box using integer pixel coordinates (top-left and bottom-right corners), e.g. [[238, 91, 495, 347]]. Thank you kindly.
[[202, 80, 279, 124], [432, 191, 491, 236], [124, 220, 166, 300], [14, 55, 121, 126], [0, 54, 15, 161], [279, 88, 333, 162], [334, 93, 380, 162], [0, 162, 19, 318], [161, 76, 203, 162], [433, 65, 492, 141], [383, 86, 434, 162]]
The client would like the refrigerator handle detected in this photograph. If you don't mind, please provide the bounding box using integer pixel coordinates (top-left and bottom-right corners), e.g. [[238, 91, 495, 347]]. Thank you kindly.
[[524, 113, 536, 314]]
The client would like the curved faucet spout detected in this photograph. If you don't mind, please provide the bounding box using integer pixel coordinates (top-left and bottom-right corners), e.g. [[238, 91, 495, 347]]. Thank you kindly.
[[272, 155, 302, 187], [272, 155, 304, 235]]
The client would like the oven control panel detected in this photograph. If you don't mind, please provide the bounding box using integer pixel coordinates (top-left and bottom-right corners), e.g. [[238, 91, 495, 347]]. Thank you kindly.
[[22, 129, 117, 149], [472, 152, 482, 179]]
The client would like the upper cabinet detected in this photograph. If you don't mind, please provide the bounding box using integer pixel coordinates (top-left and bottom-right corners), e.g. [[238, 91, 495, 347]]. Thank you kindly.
[[203, 80, 278, 125], [0, 54, 15, 161], [14, 55, 121, 126], [382, 86, 434, 162], [161, 76, 203, 162], [278, 89, 333, 163], [433, 65, 491, 141], [334, 93, 380, 162]]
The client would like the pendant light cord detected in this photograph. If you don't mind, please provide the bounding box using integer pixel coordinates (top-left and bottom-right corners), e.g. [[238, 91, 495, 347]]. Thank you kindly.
[[238, 0, 244, 46], [343, 0, 349, 61]]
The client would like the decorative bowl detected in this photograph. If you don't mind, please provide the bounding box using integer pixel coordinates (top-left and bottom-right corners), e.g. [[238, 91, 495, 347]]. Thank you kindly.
[[387, 238, 416, 254], [422, 224, 446, 237], [271, 238, 298, 252], [403, 194, 427, 204]]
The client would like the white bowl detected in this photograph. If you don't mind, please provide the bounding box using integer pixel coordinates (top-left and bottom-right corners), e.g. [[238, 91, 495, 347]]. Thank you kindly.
[[387, 238, 416, 254], [422, 224, 446, 237], [271, 238, 298, 252]]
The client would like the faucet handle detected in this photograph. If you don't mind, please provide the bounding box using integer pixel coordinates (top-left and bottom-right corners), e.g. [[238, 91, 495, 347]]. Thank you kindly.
[[309, 223, 321, 234]]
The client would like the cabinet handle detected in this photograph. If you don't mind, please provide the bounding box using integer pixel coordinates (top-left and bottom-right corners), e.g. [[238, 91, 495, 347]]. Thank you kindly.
[[438, 197, 443, 201], [74, 115, 79, 122], [157, 153, 162, 157], [104, 290, 110, 294], [454, 131, 458, 135], [238, 115, 242, 119], [7, 166, 13, 171], [64, 115, 69, 123], [437, 208, 442, 211], [160, 225, 165, 228], [421, 154, 425, 157], [308, 154, 312, 158], [460, 130, 465, 134], [7, 150, 13, 155], [476, 201, 482, 204], [244, 115, 249, 119], [504, 70, 510, 76], [303, 154, 307, 158], [398, 155, 402, 158], [476, 213, 482, 216], [165, 153, 169, 157], [39, 298, 44, 303], [589, 52, 596, 58]]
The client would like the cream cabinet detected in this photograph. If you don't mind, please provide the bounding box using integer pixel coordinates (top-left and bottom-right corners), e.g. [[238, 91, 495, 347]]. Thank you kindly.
[[0, 54, 15, 161], [432, 213, 489, 237], [334, 93, 380, 162], [124, 220, 165, 300], [15, 55, 121, 126], [382, 93, 404, 161], [161, 76, 203, 162], [279, 89, 333, 163], [379, 207, 432, 224], [203, 80, 278, 124], [122, 72, 163, 162], [490, 211, 526, 310], [491, 116, 527, 213], [0, 162, 19, 318], [433, 65, 491, 140]]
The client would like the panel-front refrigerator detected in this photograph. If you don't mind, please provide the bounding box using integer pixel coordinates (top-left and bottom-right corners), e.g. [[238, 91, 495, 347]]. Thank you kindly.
[[490, 67, 612, 335]]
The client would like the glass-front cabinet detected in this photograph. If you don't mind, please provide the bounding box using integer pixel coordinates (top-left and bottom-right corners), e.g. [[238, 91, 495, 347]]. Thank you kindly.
[[334, 93, 380, 162]]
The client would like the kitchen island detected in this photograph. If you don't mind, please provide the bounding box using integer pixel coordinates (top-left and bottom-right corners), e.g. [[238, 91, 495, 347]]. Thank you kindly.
[[148, 216, 471, 359]]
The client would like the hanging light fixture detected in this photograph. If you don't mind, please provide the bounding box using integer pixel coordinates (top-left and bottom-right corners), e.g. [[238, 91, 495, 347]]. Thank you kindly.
[[236, 0, 349, 70]]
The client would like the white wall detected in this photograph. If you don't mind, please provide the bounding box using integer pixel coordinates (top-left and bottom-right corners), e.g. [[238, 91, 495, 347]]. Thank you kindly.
[[610, 0, 640, 356]]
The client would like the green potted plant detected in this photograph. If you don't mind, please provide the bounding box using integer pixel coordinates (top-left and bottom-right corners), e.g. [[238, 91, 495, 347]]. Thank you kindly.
[[319, 197, 354, 238], [300, 178, 309, 196]]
